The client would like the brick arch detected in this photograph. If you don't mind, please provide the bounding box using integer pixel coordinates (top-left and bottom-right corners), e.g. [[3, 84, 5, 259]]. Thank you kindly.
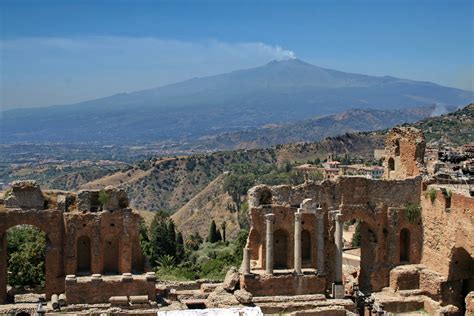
[[339, 208, 381, 293], [0, 209, 65, 303]]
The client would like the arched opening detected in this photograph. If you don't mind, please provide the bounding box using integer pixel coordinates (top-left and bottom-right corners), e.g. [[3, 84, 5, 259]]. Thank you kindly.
[[395, 139, 400, 156], [388, 158, 395, 172], [301, 230, 311, 265], [273, 229, 288, 269], [76, 236, 91, 275], [399, 228, 410, 263], [447, 247, 474, 313], [103, 235, 119, 274], [5, 225, 48, 303]]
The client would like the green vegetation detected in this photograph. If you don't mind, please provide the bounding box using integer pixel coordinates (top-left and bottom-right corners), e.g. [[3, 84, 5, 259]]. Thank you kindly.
[[405, 204, 422, 224], [427, 188, 437, 203], [98, 189, 110, 207], [207, 220, 222, 243], [7, 225, 46, 288], [140, 211, 248, 281], [352, 221, 362, 247]]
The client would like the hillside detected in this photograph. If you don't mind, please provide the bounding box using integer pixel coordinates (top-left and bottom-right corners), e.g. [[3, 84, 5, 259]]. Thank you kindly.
[[171, 174, 239, 240], [413, 103, 474, 146], [193, 106, 439, 150], [2, 59, 472, 144], [79, 132, 385, 212]]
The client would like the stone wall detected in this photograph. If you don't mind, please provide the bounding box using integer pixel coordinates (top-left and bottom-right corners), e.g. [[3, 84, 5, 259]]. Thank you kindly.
[[241, 274, 326, 296], [0, 181, 147, 304], [383, 127, 425, 180], [65, 274, 155, 304], [420, 185, 474, 278], [245, 175, 424, 294]]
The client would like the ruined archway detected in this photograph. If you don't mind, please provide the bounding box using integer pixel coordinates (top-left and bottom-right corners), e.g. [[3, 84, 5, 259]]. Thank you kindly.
[[0, 209, 64, 304], [446, 247, 474, 312], [77, 236, 91, 275], [301, 230, 311, 264], [273, 229, 289, 269], [388, 158, 395, 172], [103, 235, 119, 274], [399, 228, 410, 263]]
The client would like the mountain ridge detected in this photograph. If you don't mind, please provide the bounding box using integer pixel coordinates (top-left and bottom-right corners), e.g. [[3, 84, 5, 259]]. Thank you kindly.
[[2, 59, 473, 143]]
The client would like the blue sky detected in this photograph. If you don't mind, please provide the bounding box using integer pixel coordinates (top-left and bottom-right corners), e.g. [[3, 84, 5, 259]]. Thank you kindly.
[[1, 0, 473, 109]]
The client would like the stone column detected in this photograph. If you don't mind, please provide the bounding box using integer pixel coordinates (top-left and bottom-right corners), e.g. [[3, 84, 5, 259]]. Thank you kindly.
[[294, 211, 302, 275], [265, 213, 274, 275], [242, 247, 251, 275], [332, 212, 344, 299], [316, 207, 325, 275]]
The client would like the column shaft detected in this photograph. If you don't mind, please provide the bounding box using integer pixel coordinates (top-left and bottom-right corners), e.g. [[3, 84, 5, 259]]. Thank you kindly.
[[242, 247, 251, 274], [334, 213, 343, 283], [265, 213, 274, 275], [294, 211, 302, 274], [316, 211, 325, 274]]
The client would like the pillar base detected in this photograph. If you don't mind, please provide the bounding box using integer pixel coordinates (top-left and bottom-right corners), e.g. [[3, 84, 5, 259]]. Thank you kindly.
[[332, 283, 344, 299]]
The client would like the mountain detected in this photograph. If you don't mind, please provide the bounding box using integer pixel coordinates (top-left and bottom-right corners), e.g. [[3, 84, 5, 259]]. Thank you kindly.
[[191, 105, 441, 150], [2, 59, 473, 143]]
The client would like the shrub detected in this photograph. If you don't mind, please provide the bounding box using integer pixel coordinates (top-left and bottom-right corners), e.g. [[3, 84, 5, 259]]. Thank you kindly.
[[405, 204, 421, 224], [7, 226, 46, 288], [98, 189, 109, 207], [427, 188, 437, 203]]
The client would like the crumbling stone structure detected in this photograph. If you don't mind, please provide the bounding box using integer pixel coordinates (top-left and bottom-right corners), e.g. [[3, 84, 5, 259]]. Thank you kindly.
[[242, 127, 473, 314], [383, 127, 425, 180], [0, 183, 149, 305]]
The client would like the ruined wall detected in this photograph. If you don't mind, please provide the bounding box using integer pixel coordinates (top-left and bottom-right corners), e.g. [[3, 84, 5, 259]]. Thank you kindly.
[[65, 274, 155, 304], [383, 127, 425, 180], [241, 274, 326, 296], [63, 209, 144, 276], [0, 181, 147, 305], [245, 175, 424, 294], [420, 186, 474, 279]]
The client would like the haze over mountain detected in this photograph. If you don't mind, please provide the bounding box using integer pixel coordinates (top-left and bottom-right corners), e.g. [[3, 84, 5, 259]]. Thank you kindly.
[[2, 59, 473, 144]]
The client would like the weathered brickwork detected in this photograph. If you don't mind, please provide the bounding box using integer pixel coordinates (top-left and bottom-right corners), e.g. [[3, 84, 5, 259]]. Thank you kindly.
[[245, 176, 424, 294], [243, 127, 473, 313], [383, 127, 425, 180], [0, 183, 147, 304]]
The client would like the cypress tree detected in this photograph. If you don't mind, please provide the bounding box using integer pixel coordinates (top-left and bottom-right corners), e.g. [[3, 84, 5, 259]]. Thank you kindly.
[[208, 220, 218, 243]]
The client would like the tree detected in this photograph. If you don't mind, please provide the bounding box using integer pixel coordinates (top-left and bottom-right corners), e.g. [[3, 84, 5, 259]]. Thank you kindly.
[[207, 220, 219, 243], [220, 221, 227, 242], [7, 225, 46, 288], [185, 232, 203, 251], [176, 232, 185, 262], [216, 229, 222, 242], [352, 221, 361, 248], [148, 210, 181, 266]]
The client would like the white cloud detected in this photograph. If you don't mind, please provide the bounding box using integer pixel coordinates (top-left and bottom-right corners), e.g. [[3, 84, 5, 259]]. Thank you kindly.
[[0, 37, 296, 109]]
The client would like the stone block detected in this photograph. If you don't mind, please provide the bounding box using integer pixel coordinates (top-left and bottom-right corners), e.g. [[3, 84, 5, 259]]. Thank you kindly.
[[103, 186, 129, 211], [234, 289, 252, 304], [389, 265, 421, 291], [4, 180, 44, 209], [223, 266, 240, 291]]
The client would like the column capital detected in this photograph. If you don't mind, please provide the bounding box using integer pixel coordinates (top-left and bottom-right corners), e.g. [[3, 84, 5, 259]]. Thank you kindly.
[[294, 211, 302, 221], [264, 213, 274, 221]]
